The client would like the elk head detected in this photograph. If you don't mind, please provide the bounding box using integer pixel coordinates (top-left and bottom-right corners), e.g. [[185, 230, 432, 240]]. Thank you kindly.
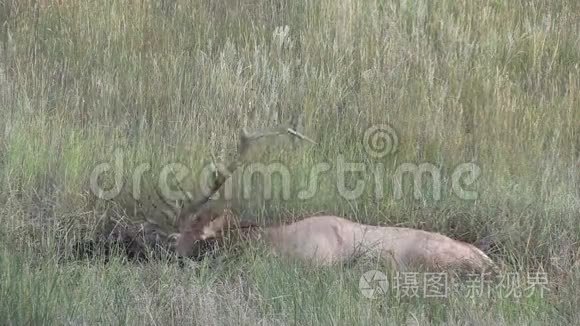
[[175, 205, 235, 257]]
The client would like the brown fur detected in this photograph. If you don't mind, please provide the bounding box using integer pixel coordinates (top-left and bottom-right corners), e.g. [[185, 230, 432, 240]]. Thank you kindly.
[[176, 208, 498, 274]]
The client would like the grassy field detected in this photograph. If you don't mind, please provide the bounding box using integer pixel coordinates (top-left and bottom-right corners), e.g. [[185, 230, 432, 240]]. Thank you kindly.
[[1, 0, 579, 324]]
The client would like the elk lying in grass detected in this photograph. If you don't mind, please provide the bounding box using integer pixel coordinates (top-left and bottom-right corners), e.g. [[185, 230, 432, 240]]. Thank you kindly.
[[175, 206, 497, 274], [166, 127, 497, 274]]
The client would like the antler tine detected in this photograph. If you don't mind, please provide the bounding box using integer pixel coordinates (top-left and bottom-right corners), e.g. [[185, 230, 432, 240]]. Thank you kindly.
[[243, 127, 317, 145], [286, 127, 317, 145]]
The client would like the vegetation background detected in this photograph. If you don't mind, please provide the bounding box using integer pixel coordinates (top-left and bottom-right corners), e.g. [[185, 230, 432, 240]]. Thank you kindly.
[[0, 0, 579, 324]]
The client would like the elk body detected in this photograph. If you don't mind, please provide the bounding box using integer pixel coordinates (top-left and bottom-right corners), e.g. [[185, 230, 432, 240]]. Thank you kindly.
[[175, 208, 497, 274]]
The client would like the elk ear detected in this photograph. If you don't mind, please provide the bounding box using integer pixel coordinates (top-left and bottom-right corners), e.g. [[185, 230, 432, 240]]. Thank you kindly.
[[200, 214, 228, 240]]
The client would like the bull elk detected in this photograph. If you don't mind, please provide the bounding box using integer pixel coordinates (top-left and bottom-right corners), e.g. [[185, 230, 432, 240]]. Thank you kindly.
[[167, 127, 497, 274]]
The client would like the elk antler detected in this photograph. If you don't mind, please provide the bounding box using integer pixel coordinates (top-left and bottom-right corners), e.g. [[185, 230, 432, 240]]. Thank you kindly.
[[176, 127, 317, 229]]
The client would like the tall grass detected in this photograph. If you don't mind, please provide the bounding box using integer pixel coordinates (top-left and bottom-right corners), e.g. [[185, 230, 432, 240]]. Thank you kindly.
[[1, 0, 579, 324]]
